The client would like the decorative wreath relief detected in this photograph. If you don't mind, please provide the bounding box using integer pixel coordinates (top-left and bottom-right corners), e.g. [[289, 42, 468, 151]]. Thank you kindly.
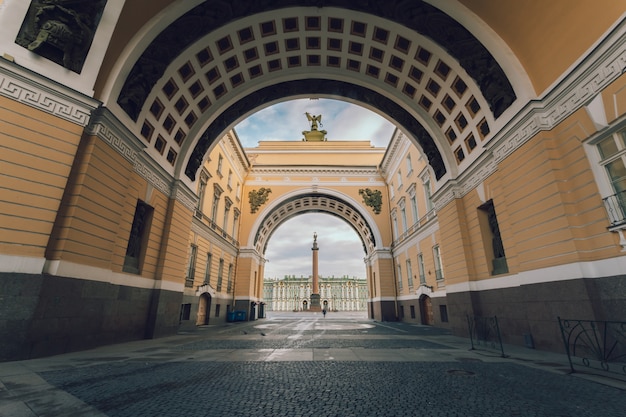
[[249, 188, 272, 214], [359, 188, 382, 214]]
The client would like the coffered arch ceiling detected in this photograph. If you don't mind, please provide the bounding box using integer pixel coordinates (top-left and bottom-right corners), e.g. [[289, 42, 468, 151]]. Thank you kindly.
[[110, 1, 527, 184]]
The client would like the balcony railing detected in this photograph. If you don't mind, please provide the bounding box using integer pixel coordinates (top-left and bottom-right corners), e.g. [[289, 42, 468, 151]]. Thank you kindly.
[[194, 210, 239, 246], [392, 209, 437, 247], [602, 191, 626, 227]]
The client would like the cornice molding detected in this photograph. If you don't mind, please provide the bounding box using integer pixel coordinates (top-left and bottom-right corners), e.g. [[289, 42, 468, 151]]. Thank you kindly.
[[0, 58, 99, 126], [249, 167, 381, 176], [86, 108, 197, 210], [380, 130, 406, 176], [434, 18, 626, 211]]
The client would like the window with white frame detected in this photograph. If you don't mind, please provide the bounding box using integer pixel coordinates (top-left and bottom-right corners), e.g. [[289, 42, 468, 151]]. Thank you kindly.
[[217, 258, 224, 291], [397, 170, 403, 188], [433, 245, 443, 281], [227, 170, 233, 189], [197, 171, 209, 212], [596, 129, 626, 225], [401, 207, 408, 233], [227, 263, 233, 293], [204, 252, 212, 285], [424, 178, 433, 211], [410, 194, 419, 224], [223, 198, 232, 233], [391, 212, 399, 240], [217, 154, 223, 176], [232, 209, 240, 237], [406, 259, 414, 288], [396, 262, 403, 290], [417, 253, 426, 284], [186, 244, 197, 286], [406, 153, 413, 174], [211, 184, 223, 222]]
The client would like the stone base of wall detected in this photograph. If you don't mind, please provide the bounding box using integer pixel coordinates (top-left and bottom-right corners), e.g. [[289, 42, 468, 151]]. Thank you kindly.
[[367, 300, 397, 321], [396, 297, 451, 327], [447, 275, 626, 352], [179, 292, 234, 331], [0, 272, 182, 361]]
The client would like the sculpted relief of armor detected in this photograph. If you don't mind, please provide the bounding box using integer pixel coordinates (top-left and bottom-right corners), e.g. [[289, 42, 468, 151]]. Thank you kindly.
[[15, 0, 107, 73]]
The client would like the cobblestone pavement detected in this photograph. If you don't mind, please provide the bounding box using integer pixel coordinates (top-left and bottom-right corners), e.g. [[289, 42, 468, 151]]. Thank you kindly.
[[1, 312, 625, 416]]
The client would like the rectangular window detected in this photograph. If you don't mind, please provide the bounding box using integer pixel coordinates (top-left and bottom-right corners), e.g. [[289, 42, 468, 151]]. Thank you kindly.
[[410, 305, 416, 319], [406, 154, 413, 174], [223, 203, 231, 232], [180, 303, 191, 321], [397, 170, 403, 188], [410, 195, 419, 224], [598, 133, 626, 225], [204, 252, 212, 285], [227, 263, 233, 293], [418, 253, 426, 284], [217, 258, 224, 291], [227, 170, 233, 189], [215, 304, 221, 318], [232, 210, 240, 237], [433, 245, 443, 280], [211, 193, 220, 222], [439, 305, 449, 322], [424, 179, 433, 211], [217, 154, 224, 175], [123, 200, 154, 274], [406, 259, 414, 288], [197, 175, 208, 212], [392, 216, 399, 240], [186, 244, 198, 287], [396, 263, 403, 290], [401, 207, 408, 232]]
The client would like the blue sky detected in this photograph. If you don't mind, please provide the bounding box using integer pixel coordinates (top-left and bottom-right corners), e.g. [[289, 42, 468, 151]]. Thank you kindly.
[[234, 99, 395, 279], [235, 98, 395, 147]]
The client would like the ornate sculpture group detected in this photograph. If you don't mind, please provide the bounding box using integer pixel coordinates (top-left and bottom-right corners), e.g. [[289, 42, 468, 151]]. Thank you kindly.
[[359, 188, 382, 215], [249, 188, 272, 214]]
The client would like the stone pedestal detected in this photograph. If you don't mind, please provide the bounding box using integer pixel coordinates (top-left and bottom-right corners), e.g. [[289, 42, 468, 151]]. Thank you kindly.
[[309, 293, 322, 311]]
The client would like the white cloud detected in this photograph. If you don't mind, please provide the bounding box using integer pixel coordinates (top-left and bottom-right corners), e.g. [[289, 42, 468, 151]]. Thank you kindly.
[[263, 213, 366, 279], [235, 98, 395, 147]]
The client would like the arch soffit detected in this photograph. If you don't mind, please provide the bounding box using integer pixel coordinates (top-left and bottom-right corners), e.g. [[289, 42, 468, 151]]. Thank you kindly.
[[246, 188, 384, 256], [110, 2, 522, 185]]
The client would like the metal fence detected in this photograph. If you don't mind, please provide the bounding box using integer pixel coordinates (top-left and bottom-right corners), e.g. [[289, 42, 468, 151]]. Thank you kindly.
[[467, 314, 506, 357], [558, 317, 626, 381]]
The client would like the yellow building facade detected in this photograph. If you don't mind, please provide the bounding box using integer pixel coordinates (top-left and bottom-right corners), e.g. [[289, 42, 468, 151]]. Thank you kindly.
[[1, 1, 625, 360]]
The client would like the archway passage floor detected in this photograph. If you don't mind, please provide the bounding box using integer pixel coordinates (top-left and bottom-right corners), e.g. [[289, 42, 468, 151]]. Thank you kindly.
[[1, 312, 624, 416]]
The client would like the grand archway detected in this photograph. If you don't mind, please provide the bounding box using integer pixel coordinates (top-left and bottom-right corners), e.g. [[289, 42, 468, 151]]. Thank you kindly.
[[1, 1, 625, 360]]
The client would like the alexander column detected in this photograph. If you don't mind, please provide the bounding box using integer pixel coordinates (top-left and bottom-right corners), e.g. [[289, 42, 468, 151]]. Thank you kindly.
[[310, 232, 322, 311]]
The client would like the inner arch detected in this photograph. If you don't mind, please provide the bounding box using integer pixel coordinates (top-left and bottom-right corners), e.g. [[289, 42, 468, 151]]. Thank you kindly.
[[251, 193, 379, 256]]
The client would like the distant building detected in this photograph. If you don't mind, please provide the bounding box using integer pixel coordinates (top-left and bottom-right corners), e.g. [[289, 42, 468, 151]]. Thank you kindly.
[[264, 275, 368, 312]]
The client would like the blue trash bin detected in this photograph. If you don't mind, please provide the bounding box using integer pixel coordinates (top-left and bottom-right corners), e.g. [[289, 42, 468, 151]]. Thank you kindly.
[[227, 311, 236, 322], [234, 311, 246, 321]]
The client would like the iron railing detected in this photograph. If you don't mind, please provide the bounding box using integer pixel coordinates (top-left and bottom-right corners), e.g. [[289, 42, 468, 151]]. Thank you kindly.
[[602, 191, 626, 227], [193, 210, 239, 246], [558, 317, 626, 381], [467, 314, 507, 357], [392, 209, 437, 247]]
